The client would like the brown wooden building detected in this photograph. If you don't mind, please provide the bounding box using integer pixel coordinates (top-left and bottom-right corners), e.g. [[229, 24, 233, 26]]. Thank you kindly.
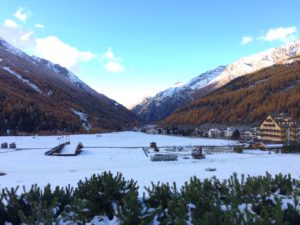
[[259, 113, 297, 143]]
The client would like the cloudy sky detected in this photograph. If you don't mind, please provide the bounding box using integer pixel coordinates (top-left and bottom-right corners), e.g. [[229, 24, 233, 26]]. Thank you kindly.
[[0, 0, 299, 108]]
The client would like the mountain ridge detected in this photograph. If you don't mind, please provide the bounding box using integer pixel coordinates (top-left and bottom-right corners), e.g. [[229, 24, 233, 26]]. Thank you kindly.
[[133, 39, 300, 123], [163, 58, 300, 127], [132, 66, 226, 122], [0, 37, 139, 134]]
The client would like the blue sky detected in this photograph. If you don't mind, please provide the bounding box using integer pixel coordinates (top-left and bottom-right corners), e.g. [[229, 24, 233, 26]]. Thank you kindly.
[[0, 0, 300, 108]]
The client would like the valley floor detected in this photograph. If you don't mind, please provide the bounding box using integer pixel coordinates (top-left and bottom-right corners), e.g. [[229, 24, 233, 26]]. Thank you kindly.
[[0, 131, 299, 194]]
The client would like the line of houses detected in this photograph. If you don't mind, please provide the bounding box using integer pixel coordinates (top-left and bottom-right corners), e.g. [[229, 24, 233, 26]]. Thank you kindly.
[[139, 112, 300, 144], [140, 125, 258, 141]]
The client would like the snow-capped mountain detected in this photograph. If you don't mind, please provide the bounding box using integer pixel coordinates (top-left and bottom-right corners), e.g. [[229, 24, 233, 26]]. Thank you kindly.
[[206, 39, 300, 90], [0, 37, 26, 58], [163, 55, 300, 126], [30, 55, 93, 91], [0, 37, 139, 134], [132, 39, 300, 123], [132, 66, 226, 122]]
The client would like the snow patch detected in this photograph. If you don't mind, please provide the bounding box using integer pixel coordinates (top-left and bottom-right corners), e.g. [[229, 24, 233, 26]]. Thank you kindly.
[[46, 62, 59, 74], [2, 66, 42, 93], [159, 86, 183, 99], [1, 131, 299, 200], [60, 142, 77, 154], [71, 109, 91, 131], [47, 90, 53, 96], [32, 56, 84, 87], [67, 71, 83, 84], [44, 61, 84, 86], [208, 39, 300, 88], [88, 216, 119, 225], [186, 66, 226, 90]]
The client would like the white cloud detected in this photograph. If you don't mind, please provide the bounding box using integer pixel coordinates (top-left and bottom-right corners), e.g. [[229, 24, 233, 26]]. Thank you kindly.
[[260, 26, 297, 42], [1, 8, 96, 71], [241, 26, 298, 46], [34, 23, 45, 29], [80, 51, 96, 61], [104, 48, 116, 60], [102, 48, 125, 73], [14, 7, 30, 22], [241, 36, 253, 45], [3, 19, 18, 28], [21, 31, 34, 41], [35, 36, 96, 69], [1, 16, 105, 73], [0, 24, 36, 50], [104, 61, 125, 73]]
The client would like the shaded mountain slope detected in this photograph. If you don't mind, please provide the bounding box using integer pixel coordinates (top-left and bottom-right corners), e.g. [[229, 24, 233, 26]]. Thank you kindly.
[[132, 66, 226, 122], [0, 37, 139, 134]]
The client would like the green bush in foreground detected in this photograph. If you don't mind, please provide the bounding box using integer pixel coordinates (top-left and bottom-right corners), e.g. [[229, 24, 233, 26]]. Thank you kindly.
[[1, 172, 300, 224], [282, 142, 300, 153], [233, 145, 243, 153]]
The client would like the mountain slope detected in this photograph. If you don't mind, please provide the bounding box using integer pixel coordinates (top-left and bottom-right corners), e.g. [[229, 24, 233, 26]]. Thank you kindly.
[[0, 37, 139, 134], [133, 39, 300, 123], [132, 66, 226, 122], [193, 39, 300, 99], [163, 59, 300, 127]]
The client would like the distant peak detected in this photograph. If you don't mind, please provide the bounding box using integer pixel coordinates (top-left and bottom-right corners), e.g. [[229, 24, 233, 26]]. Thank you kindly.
[[0, 36, 12, 46], [0, 36, 26, 57]]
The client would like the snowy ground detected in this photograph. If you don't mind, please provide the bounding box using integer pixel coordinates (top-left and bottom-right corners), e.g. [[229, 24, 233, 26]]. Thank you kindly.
[[0, 131, 299, 194]]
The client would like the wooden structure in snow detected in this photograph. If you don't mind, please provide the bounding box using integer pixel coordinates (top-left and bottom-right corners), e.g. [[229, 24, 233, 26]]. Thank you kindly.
[[205, 168, 216, 172], [150, 142, 159, 152], [9, 142, 16, 149], [75, 142, 84, 155], [1, 142, 8, 148], [0, 142, 17, 149], [45, 143, 66, 156], [246, 142, 268, 150], [191, 147, 205, 159], [45, 142, 84, 156], [150, 153, 178, 161]]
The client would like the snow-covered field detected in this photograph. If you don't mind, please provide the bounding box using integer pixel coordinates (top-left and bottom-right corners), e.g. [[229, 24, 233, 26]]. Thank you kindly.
[[0, 131, 299, 194]]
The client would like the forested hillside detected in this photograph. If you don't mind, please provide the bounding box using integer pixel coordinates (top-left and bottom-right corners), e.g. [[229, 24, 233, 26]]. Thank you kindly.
[[0, 38, 139, 134], [163, 60, 300, 126]]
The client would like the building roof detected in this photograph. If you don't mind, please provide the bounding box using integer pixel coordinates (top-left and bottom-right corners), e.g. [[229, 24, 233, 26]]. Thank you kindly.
[[259, 112, 296, 129]]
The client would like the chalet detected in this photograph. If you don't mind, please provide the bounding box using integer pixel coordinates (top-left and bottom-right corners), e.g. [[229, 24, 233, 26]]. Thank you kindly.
[[208, 128, 222, 138], [223, 127, 234, 139], [240, 129, 257, 141], [259, 113, 297, 143]]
